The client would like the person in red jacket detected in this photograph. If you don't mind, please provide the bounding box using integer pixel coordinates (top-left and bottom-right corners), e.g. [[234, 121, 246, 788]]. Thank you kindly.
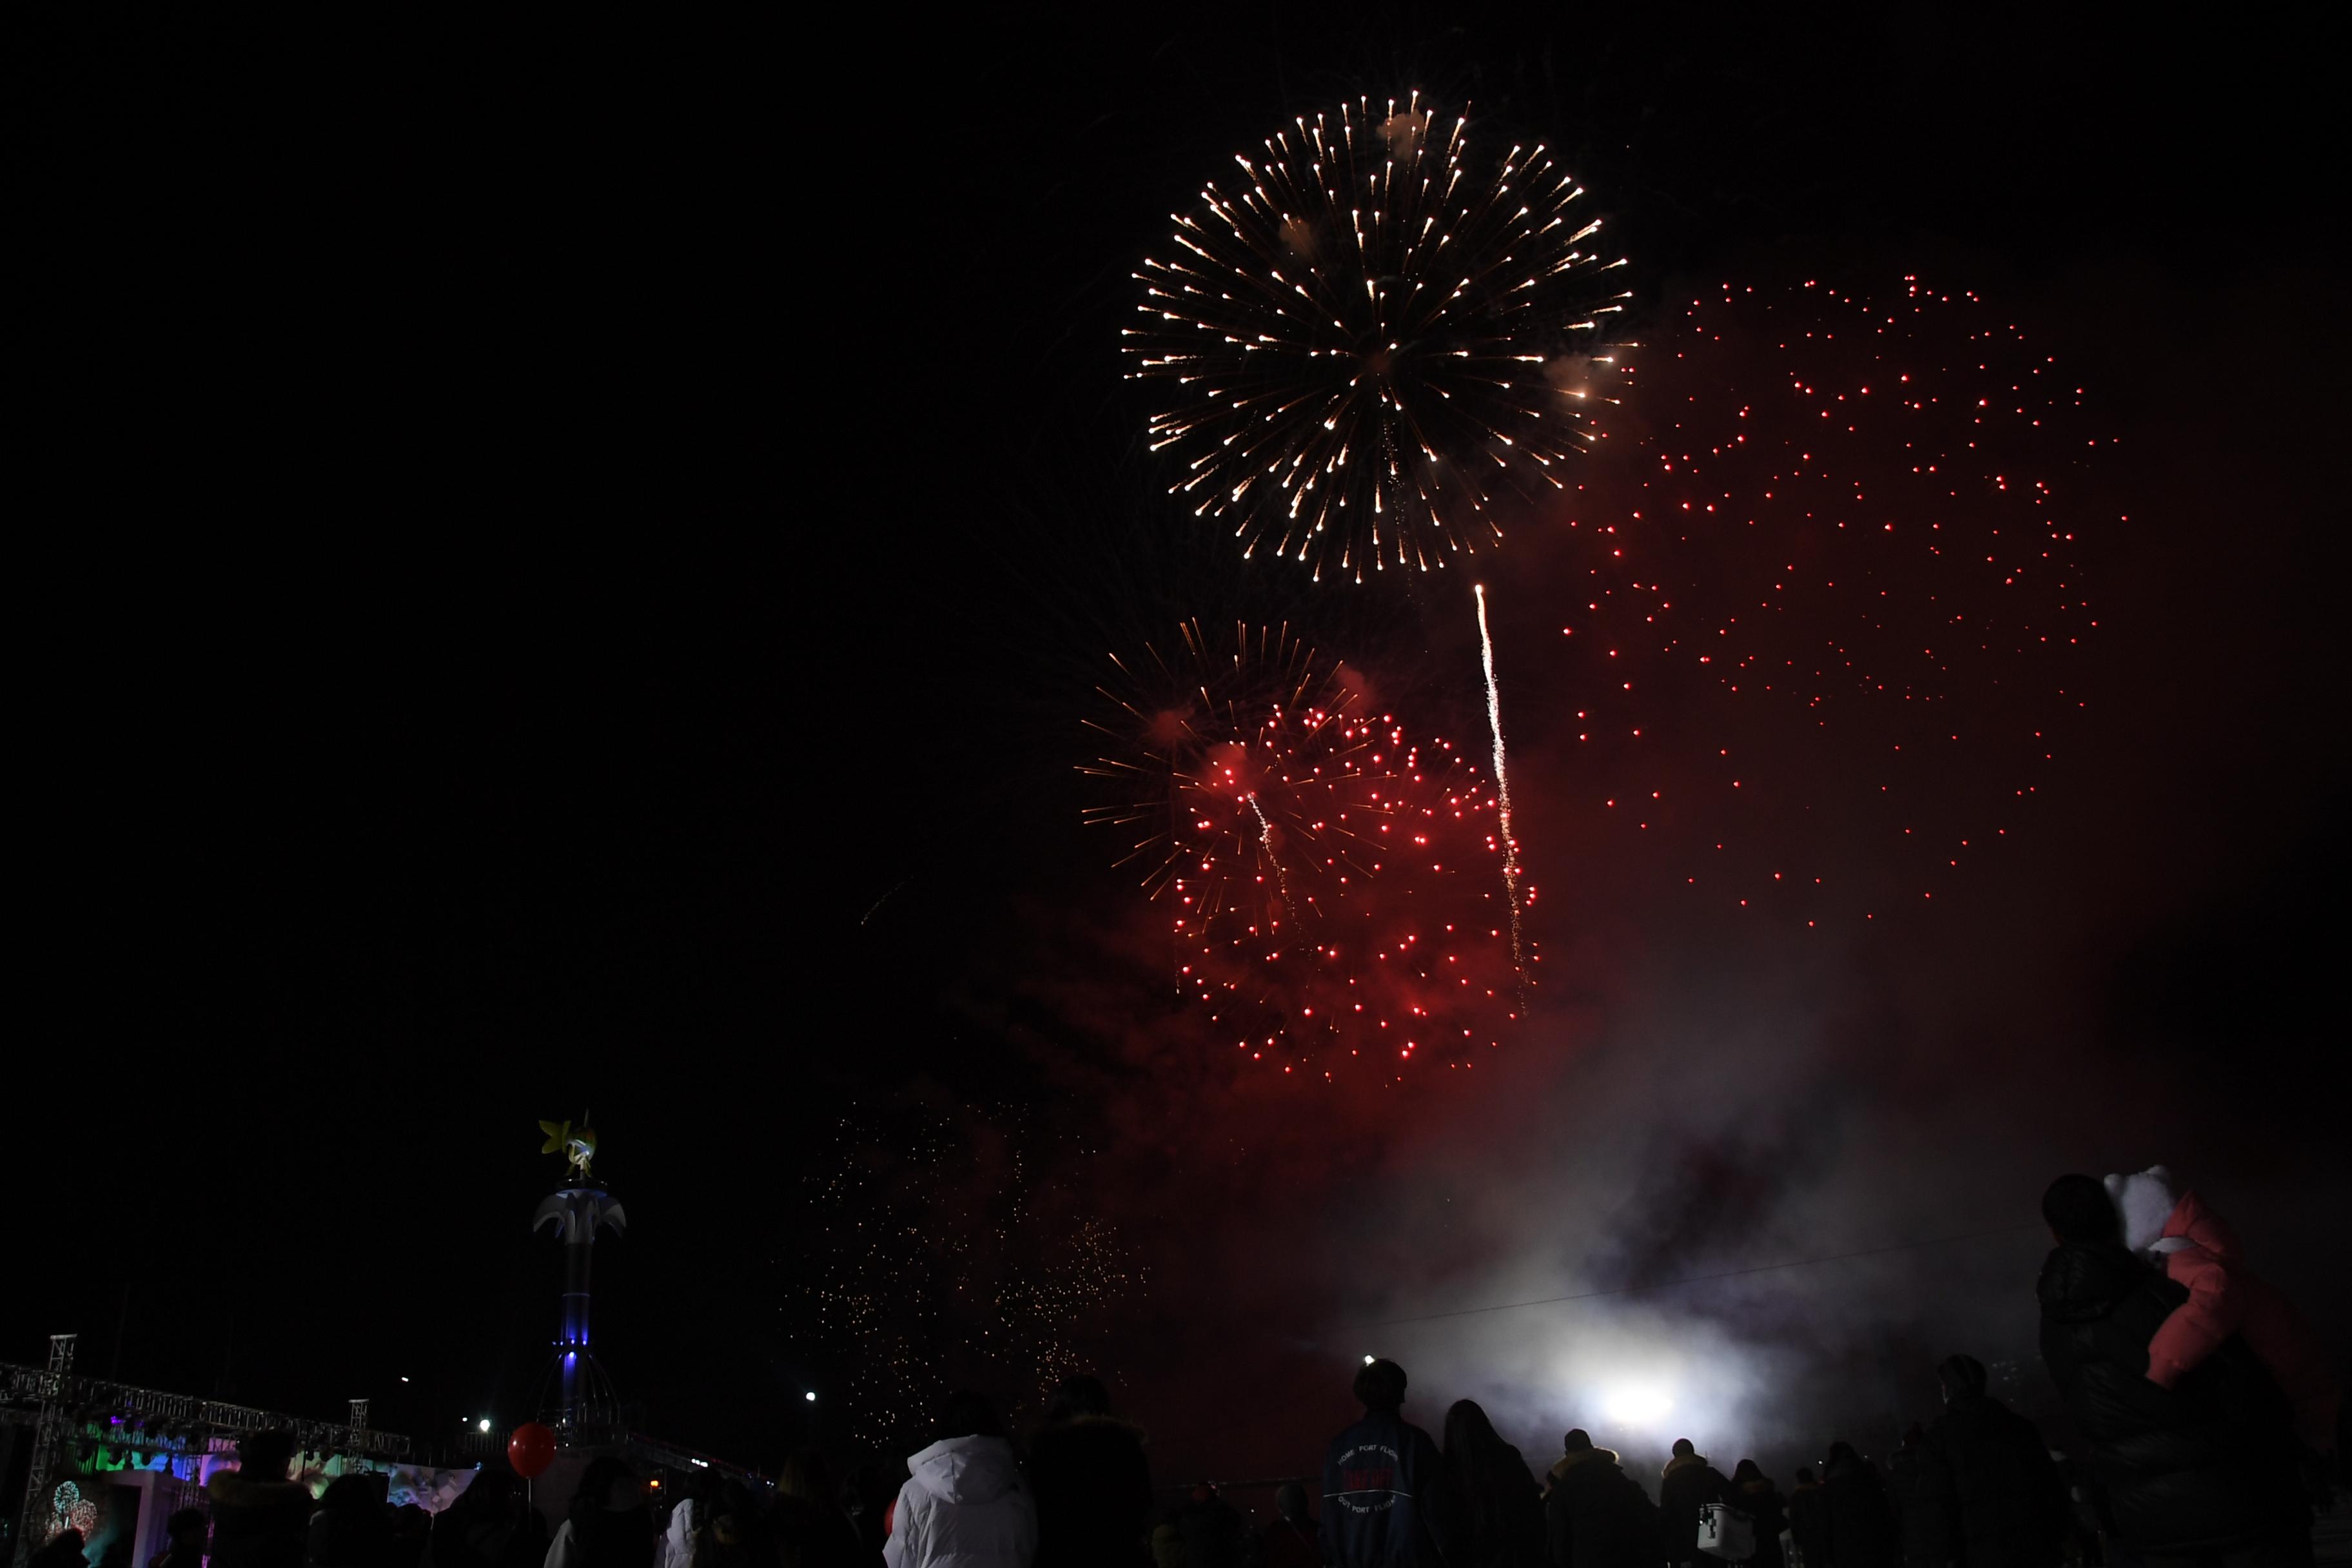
[[2105, 1166, 2340, 1454]]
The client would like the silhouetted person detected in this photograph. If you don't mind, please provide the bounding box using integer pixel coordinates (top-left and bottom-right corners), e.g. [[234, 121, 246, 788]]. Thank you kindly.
[[838, 1465, 894, 1561], [1883, 1426, 1948, 1568], [428, 1470, 542, 1568], [883, 1390, 1035, 1568], [31, 1529, 88, 1568], [692, 1482, 771, 1568], [1822, 1444, 1899, 1568], [1730, 1461, 1787, 1568], [1542, 1429, 1656, 1568], [1658, 1439, 1730, 1567], [1028, 1373, 1152, 1568], [1257, 1482, 1320, 1568], [772, 1450, 872, 1568], [2037, 1171, 2308, 1563], [1444, 1399, 1545, 1568], [98, 1535, 135, 1568], [387, 1507, 431, 1568], [1786, 1467, 1828, 1568], [211, 1431, 313, 1568], [1322, 1358, 1458, 1567], [310, 1475, 391, 1568], [1175, 1485, 1245, 1568], [153, 1509, 210, 1568], [1920, 1353, 2070, 1567], [544, 1458, 654, 1568], [1148, 1514, 1184, 1568]]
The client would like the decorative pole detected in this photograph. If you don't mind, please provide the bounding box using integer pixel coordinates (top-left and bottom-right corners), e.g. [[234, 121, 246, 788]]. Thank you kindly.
[[14, 1333, 77, 1568], [532, 1116, 625, 1435]]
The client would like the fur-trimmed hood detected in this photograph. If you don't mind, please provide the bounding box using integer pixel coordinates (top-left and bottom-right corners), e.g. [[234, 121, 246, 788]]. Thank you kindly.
[[1661, 1451, 1710, 1480], [1547, 1447, 1619, 1481]]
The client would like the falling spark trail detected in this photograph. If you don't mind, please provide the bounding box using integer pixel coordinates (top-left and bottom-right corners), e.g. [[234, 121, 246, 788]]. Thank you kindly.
[[1475, 583, 1527, 986], [1247, 791, 1295, 923]]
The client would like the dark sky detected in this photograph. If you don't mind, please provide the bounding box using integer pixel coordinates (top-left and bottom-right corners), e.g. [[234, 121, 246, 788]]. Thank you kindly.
[[10, 2, 2346, 1482]]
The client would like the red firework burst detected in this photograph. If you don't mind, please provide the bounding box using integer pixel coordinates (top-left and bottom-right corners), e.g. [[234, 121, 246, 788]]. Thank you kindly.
[[1083, 621, 1529, 1078]]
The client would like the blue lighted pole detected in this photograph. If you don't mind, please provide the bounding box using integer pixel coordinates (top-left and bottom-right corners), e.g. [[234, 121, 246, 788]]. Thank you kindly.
[[532, 1120, 625, 1432]]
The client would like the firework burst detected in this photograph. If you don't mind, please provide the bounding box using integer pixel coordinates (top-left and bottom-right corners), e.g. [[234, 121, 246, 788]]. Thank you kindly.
[[1549, 274, 2101, 923], [1080, 620, 1379, 941], [799, 1104, 1142, 1448], [1127, 93, 1631, 582], [1083, 621, 1530, 1077]]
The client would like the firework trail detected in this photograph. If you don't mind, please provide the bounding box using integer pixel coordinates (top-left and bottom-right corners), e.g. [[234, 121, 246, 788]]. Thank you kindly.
[[1127, 92, 1632, 581], [1246, 791, 1295, 921], [1474, 582, 1527, 982]]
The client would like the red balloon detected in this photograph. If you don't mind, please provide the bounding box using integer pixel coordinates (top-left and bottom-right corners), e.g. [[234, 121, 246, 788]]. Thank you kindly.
[[507, 1422, 556, 1479]]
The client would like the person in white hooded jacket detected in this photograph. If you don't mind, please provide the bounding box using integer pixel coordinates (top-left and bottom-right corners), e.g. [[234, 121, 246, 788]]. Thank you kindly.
[[883, 1392, 1037, 1568]]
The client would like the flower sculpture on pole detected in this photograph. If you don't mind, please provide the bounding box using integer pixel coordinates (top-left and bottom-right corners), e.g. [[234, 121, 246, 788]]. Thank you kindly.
[[538, 1116, 598, 1182]]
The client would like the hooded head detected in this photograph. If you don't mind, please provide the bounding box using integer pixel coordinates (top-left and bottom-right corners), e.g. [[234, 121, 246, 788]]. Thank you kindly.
[[1937, 1355, 1988, 1404], [2104, 1166, 2179, 1254], [908, 1425, 1023, 1505], [1671, 1438, 1695, 1458], [2042, 1173, 2121, 1244], [1732, 1459, 1764, 1485], [1442, 1400, 1507, 1467], [1562, 1429, 1592, 1455]]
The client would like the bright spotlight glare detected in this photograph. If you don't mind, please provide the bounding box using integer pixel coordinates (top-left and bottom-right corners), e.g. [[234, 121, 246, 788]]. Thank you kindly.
[[478, 1418, 491, 1433], [1363, 1355, 1376, 1365], [1601, 1385, 1675, 1427]]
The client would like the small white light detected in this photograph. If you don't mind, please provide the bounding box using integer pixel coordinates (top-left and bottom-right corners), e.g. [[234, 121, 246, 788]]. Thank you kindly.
[[1363, 1355, 1376, 1366], [804, 1391, 817, 1403], [478, 1419, 491, 1433]]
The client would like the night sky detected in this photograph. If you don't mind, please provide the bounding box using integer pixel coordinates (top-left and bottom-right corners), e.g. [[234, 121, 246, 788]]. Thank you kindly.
[[11, 3, 2346, 1487]]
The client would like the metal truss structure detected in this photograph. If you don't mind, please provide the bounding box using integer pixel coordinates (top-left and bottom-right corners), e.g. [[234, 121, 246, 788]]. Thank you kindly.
[[5, 1338, 410, 1568]]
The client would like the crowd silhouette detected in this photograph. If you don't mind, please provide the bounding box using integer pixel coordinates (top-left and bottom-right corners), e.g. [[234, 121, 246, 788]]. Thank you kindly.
[[33, 1170, 2335, 1568]]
